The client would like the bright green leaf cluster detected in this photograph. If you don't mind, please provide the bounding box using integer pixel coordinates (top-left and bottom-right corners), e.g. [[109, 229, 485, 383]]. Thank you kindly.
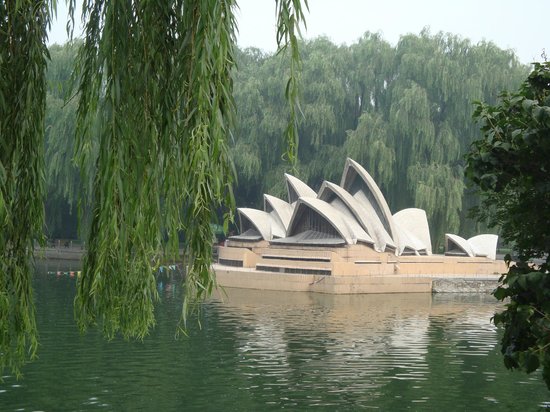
[[467, 62, 550, 260], [492, 260, 550, 388], [467, 61, 550, 388]]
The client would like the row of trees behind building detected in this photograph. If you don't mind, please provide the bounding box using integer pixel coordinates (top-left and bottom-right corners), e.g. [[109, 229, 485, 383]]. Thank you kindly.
[[45, 30, 529, 249]]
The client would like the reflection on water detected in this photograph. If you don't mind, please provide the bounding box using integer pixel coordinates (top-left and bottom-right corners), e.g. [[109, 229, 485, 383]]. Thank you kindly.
[[212, 290, 512, 410], [0, 266, 548, 411]]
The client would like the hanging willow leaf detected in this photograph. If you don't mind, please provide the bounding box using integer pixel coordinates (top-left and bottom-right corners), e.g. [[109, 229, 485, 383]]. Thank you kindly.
[[275, 0, 308, 167], [0, 0, 52, 377], [70, 0, 239, 337], [68, 0, 307, 338], [0, 0, 308, 377]]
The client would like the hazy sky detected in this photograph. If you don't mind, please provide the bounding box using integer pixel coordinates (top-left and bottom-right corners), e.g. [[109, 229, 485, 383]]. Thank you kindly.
[[49, 0, 549, 64]]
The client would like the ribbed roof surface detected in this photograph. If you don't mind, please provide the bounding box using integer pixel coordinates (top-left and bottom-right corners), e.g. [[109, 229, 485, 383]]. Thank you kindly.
[[229, 158, 497, 259]]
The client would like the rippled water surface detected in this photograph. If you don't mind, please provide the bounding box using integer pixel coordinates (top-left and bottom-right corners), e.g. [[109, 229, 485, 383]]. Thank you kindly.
[[1, 262, 549, 411]]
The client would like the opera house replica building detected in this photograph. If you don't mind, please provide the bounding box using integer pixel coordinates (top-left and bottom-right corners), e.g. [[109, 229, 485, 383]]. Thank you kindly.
[[214, 158, 506, 294]]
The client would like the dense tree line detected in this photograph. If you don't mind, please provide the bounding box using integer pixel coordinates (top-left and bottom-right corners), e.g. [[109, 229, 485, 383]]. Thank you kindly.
[[231, 30, 527, 249], [44, 31, 528, 250], [45, 42, 80, 240]]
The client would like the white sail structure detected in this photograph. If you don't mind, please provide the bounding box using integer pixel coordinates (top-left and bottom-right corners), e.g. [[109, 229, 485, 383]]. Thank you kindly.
[[285, 173, 317, 204], [228, 158, 498, 260]]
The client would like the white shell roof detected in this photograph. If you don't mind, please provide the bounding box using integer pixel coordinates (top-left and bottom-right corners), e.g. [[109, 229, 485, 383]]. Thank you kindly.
[[394, 226, 427, 255], [285, 173, 317, 204], [263, 194, 294, 231], [445, 233, 474, 257], [340, 158, 398, 251], [468, 234, 498, 260], [287, 197, 374, 245], [238, 208, 279, 240], [445, 233, 498, 260], [393, 208, 432, 255], [318, 181, 392, 252], [232, 158, 496, 258]]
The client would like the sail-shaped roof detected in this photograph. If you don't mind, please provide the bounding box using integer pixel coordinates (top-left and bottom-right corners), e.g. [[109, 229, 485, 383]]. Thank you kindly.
[[393, 208, 432, 255], [468, 234, 498, 260], [231, 208, 274, 241], [445, 233, 499, 260], [263, 194, 293, 232], [317, 181, 392, 252], [340, 158, 398, 251], [285, 173, 317, 204], [445, 234, 473, 257], [272, 197, 373, 246]]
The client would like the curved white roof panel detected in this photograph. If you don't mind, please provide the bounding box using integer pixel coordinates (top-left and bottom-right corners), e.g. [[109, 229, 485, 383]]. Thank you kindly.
[[236, 208, 273, 241], [339, 159, 398, 250], [445, 233, 499, 260], [284, 197, 374, 245], [395, 226, 427, 255], [318, 181, 391, 252], [263, 194, 294, 231], [340, 159, 398, 245], [445, 234, 474, 257], [468, 234, 498, 260], [285, 173, 317, 204], [393, 208, 432, 255]]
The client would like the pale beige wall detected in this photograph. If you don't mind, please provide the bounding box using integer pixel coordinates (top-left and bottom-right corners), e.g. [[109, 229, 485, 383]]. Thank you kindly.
[[214, 265, 433, 294], [218, 242, 506, 280]]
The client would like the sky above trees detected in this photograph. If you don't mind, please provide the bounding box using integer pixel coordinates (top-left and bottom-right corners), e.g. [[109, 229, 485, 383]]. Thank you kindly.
[[48, 0, 549, 65]]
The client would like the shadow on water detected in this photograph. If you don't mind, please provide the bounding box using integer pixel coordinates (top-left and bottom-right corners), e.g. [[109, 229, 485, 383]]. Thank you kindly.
[[0, 262, 548, 411]]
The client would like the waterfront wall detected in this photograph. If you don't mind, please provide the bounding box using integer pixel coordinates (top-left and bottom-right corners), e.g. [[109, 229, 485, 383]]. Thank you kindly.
[[432, 278, 499, 294]]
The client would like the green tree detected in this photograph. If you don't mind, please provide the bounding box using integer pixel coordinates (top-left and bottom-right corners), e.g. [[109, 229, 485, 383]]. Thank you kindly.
[[0, 0, 51, 377], [44, 42, 83, 240], [383, 31, 526, 248], [0, 0, 307, 376], [466, 61, 550, 388]]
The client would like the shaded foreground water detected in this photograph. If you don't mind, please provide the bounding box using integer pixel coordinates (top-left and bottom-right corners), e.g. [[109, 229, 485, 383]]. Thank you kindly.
[[1, 261, 549, 411]]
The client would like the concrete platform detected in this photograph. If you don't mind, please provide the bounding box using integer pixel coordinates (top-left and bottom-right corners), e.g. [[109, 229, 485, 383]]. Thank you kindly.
[[213, 264, 502, 295]]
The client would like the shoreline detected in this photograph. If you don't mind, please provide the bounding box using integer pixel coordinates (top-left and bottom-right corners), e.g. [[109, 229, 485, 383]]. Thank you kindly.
[[34, 246, 84, 261], [34, 248, 504, 295]]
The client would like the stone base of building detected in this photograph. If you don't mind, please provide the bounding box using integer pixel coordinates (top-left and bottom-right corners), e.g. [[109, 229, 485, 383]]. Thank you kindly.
[[214, 243, 507, 294]]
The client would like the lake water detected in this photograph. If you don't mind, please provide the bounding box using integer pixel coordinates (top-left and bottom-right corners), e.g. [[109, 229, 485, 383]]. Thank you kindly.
[[1, 261, 548, 411]]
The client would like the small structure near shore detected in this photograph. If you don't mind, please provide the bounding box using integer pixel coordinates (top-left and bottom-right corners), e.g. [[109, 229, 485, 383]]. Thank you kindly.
[[215, 158, 506, 294]]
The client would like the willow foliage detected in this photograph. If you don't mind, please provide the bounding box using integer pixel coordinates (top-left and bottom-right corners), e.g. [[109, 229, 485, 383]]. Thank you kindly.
[[73, 0, 245, 335], [275, 0, 308, 166], [345, 112, 395, 190], [1, 0, 307, 375], [0, 0, 52, 376]]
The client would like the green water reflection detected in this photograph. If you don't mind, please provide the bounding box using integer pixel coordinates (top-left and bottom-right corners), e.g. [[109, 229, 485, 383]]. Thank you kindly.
[[0, 263, 548, 411]]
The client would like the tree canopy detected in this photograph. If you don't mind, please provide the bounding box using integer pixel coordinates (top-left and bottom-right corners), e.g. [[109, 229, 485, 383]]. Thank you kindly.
[[466, 61, 550, 388], [231, 30, 527, 249], [1, 0, 307, 377]]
